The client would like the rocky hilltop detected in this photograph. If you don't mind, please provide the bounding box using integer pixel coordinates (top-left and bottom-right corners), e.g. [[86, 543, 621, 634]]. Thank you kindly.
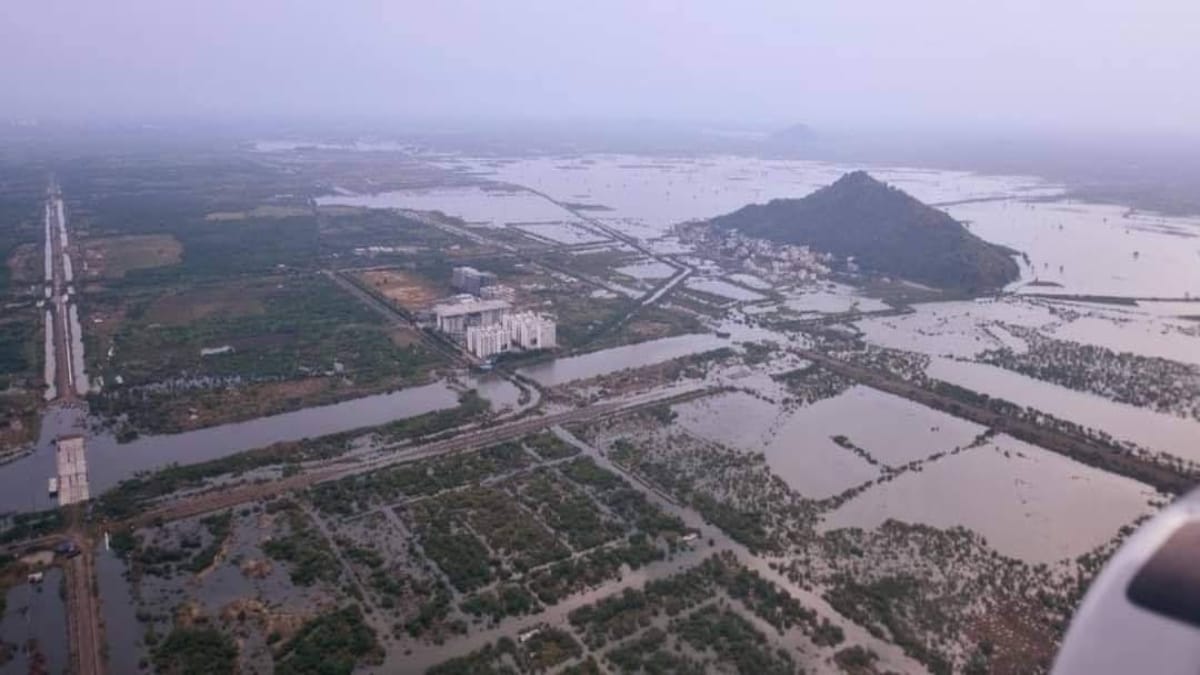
[[709, 171, 1020, 291]]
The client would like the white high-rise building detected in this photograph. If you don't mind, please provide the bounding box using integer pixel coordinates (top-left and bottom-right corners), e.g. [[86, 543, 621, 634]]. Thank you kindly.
[[505, 312, 556, 350], [463, 311, 556, 359]]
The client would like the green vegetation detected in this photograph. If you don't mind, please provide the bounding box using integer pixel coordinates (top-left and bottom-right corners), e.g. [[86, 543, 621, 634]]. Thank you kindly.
[[98, 433, 353, 520], [99, 390, 490, 520], [460, 584, 541, 624], [510, 469, 623, 551], [426, 630, 582, 675], [559, 457, 688, 538], [274, 605, 383, 675], [412, 487, 569, 574], [186, 511, 232, 573], [523, 432, 578, 460], [87, 273, 443, 435], [567, 567, 716, 649], [606, 627, 704, 674], [0, 317, 37, 385], [262, 506, 342, 586], [824, 574, 951, 675], [709, 171, 1019, 291], [153, 626, 238, 675], [0, 509, 64, 546], [415, 518, 495, 593], [310, 436, 522, 517], [834, 645, 880, 674], [527, 534, 663, 604], [673, 604, 795, 675]]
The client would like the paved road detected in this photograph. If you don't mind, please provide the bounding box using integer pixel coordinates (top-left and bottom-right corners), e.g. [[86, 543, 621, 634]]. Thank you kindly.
[[64, 522, 104, 675], [46, 188, 77, 402]]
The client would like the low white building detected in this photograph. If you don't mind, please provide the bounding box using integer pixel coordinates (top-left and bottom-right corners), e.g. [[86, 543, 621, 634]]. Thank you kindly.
[[433, 295, 511, 336]]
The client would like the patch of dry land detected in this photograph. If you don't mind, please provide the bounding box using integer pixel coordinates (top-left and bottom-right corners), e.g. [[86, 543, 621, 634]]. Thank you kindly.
[[81, 234, 182, 279]]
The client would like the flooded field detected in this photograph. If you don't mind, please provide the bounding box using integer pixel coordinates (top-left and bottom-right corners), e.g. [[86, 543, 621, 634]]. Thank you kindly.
[[925, 357, 1200, 462], [511, 222, 607, 244], [316, 185, 580, 227], [783, 284, 890, 315], [686, 277, 767, 302], [675, 386, 985, 499], [823, 434, 1162, 563], [856, 298, 1057, 359], [518, 333, 728, 386], [0, 569, 68, 675], [614, 260, 676, 280], [947, 199, 1200, 297]]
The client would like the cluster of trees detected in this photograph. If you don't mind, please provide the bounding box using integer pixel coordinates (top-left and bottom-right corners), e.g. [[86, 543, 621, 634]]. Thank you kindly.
[[314, 437, 506, 515], [606, 627, 704, 674], [979, 326, 1200, 420], [527, 534, 663, 604], [153, 626, 238, 675], [262, 508, 342, 587], [460, 584, 541, 625], [513, 470, 623, 551], [674, 605, 796, 675], [523, 432, 578, 460], [417, 517, 495, 593], [273, 605, 383, 675], [824, 574, 952, 675], [560, 457, 688, 538], [417, 487, 569, 574], [425, 628, 582, 675]]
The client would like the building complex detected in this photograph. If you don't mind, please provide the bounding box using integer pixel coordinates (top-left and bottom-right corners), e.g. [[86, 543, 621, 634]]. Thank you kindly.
[[433, 267, 557, 359]]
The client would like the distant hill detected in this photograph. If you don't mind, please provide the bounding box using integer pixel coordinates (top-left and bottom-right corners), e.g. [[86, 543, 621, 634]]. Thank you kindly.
[[708, 171, 1020, 291], [765, 123, 817, 150]]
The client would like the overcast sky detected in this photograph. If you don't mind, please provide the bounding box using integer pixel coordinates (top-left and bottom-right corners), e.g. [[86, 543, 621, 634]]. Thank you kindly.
[[3, 0, 1199, 137]]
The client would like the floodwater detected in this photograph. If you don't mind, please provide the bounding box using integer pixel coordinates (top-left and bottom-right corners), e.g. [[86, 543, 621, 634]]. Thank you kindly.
[[316, 186, 580, 227], [614, 260, 677, 280], [947, 199, 1200, 297], [686, 278, 766, 302], [517, 333, 728, 387], [823, 434, 1161, 563], [925, 357, 1200, 463], [0, 376, 523, 514], [457, 154, 1200, 301], [95, 545, 146, 674], [783, 285, 889, 315], [0, 568, 68, 675], [855, 298, 1056, 359], [512, 222, 607, 245], [675, 386, 983, 499]]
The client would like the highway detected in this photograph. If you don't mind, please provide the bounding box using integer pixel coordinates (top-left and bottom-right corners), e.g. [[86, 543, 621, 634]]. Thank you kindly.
[[42, 180, 106, 675]]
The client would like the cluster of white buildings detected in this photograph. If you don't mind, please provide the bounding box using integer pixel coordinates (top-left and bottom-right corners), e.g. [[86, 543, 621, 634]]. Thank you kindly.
[[432, 267, 557, 360], [680, 226, 831, 281], [465, 311, 557, 359]]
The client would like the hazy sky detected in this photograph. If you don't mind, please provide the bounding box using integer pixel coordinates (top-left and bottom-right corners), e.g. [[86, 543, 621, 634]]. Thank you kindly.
[[3, 0, 1199, 136]]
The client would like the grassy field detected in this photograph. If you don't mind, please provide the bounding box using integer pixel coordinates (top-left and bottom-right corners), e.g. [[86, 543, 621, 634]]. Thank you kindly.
[[85, 272, 444, 436], [80, 234, 182, 279]]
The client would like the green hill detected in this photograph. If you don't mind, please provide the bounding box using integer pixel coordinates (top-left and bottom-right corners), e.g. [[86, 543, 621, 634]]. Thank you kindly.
[[709, 171, 1020, 291]]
